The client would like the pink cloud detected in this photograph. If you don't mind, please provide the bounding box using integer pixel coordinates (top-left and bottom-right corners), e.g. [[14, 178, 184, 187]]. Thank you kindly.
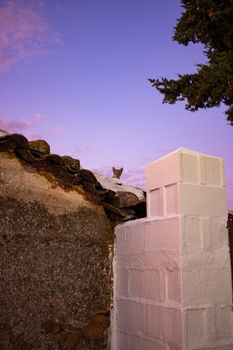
[[0, 1, 60, 70], [50, 127, 62, 136], [0, 115, 64, 141], [0, 114, 43, 133]]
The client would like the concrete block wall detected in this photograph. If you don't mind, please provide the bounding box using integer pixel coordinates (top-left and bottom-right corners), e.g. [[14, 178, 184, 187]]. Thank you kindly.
[[112, 148, 233, 350]]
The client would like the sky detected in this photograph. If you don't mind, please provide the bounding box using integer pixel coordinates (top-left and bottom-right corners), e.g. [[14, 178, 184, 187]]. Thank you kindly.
[[0, 0, 232, 209]]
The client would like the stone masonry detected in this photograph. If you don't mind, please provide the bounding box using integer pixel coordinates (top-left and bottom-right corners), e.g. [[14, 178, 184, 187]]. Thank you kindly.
[[0, 152, 114, 350]]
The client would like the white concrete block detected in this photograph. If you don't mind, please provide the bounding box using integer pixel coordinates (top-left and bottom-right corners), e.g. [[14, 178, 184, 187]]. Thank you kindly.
[[182, 270, 201, 306], [181, 153, 199, 184], [161, 307, 183, 346], [205, 156, 224, 186], [210, 345, 233, 350], [199, 155, 207, 185], [205, 306, 216, 341], [128, 253, 145, 269], [125, 223, 147, 254], [210, 217, 229, 249], [165, 184, 179, 214], [141, 249, 181, 273], [180, 184, 228, 216], [147, 187, 164, 217], [146, 148, 225, 190], [200, 269, 232, 303], [160, 250, 181, 271], [186, 308, 206, 348], [182, 249, 230, 271], [200, 216, 211, 250], [116, 299, 146, 335], [115, 223, 126, 236], [182, 215, 202, 252], [115, 331, 130, 350], [209, 247, 231, 270], [143, 249, 180, 270], [143, 251, 161, 269], [115, 225, 126, 253], [115, 253, 129, 268], [166, 268, 182, 303], [129, 269, 162, 301], [146, 151, 180, 191], [216, 304, 232, 338], [165, 342, 183, 350], [131, 335, 164, 350], [146, 304, 163, 339], [116, 268, 129, 297], [145, 217, 181, 251]]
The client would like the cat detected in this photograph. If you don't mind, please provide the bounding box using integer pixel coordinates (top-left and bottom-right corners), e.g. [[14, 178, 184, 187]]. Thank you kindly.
[[112, 167, 123, 179]]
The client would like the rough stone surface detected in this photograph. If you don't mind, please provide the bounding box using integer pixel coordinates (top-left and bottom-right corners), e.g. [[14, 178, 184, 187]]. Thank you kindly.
[[0, 129, 9, 137], [0, 133, 146, 223], [29, 139, 51, 155], [61, 155, 80, 171], [0, 153, 114, 350]]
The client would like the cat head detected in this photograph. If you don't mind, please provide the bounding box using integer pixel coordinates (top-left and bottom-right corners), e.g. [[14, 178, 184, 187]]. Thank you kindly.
[[112, 167, 123, 179]]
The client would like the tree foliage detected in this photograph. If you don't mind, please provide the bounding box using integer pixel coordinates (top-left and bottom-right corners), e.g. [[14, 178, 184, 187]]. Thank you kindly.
[[149, 0, 233, 125]]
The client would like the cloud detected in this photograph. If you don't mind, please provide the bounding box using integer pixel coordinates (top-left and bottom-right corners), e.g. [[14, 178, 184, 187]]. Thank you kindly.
[[0, 0, 60, 70], [50, 127, 62, 136], [0, 115, 65, 142], [0, 114, 43, 133]]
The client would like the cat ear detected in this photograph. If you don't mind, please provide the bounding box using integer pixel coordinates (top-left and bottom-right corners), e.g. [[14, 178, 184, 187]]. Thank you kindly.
[[112, 166, 116, 171]]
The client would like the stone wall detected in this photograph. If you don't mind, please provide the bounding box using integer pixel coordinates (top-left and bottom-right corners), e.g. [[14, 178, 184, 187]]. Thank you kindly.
[[0, 152, 114, 350]]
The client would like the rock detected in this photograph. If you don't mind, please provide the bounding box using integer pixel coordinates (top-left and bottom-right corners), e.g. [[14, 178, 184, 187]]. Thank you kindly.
[[0, 129, 9, 137], [29, 140, 50, 155], [61, 155, 80, 171]]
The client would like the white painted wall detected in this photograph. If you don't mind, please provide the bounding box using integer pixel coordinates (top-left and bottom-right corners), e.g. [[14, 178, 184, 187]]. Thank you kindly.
[[112, 148, 233, 350]]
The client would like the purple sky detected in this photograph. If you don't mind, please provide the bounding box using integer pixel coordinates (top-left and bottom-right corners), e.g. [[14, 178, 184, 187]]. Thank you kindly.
[[0, 0, 232, 209]]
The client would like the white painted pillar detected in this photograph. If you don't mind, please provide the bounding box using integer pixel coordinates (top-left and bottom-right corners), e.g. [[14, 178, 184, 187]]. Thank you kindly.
[[112, 148, 233, 350]]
